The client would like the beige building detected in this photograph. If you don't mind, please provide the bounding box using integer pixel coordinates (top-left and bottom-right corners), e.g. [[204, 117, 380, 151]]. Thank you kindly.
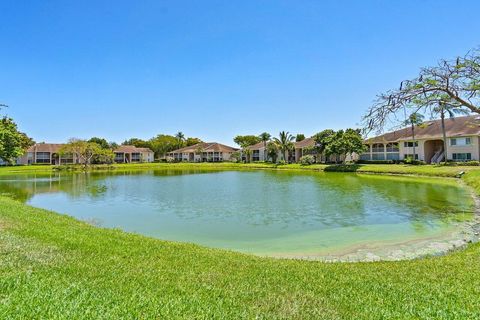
[[361, 115, 480, 163], [168, 142, 238, 162], [16, 143, 154, 165], [18, 143, 73, 165], [113, 145, 154, 163]]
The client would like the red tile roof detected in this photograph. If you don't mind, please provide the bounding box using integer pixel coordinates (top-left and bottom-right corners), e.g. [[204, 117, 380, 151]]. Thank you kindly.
[[27, 143, 65, 153], [294, 137, 316, 149], [115, 145, 153, 153], [366, 115, 480, 143]]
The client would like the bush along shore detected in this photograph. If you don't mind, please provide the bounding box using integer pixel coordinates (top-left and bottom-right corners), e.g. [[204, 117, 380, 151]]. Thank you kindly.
[[0, 164, 480, 318]]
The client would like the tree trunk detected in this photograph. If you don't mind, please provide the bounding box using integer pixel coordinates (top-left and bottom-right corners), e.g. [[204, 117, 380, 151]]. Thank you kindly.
[[411, 123, 416, 161], [441, 111, 448, 164]]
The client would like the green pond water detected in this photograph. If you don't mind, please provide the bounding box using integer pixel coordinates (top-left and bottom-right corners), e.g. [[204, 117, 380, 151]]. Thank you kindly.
[[0, 170, 474, 257]]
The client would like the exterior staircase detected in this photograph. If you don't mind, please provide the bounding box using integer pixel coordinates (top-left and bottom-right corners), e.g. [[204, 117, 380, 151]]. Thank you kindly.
[[431, 150, 445, 164]]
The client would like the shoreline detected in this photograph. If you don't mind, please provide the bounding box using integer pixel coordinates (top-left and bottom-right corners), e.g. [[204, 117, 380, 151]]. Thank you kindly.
[[2, 164, 479, 262]]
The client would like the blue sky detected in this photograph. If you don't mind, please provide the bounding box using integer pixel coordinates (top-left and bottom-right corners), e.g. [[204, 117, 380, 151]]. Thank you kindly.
[[1, 0, 478, 146]]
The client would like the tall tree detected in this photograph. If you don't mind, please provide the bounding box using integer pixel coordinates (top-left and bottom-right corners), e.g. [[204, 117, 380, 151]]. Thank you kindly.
[[295, 134, 305, 142], [122, 138, 149, 148], [233, 135, 261, 148], [148, 134, 177, 158], [258, 132, 271, 161], [313, 129, 336, 161], [59, 139, 102, 169], [273, 131, 294, 162], [403, 112, 425, 160], [363, 48, 480, 134], [0, 117, 34, 164], [88, 137, 110, 149], [175, 132, 185, 148], [322, 129, 365, 163], [266, 141, 279, 163], [185, 137, 202, 146]]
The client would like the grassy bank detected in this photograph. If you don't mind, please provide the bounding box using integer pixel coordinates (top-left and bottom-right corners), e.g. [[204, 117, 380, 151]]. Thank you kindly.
[[1, 164, 480, 318], [1, 162, 477, 177]]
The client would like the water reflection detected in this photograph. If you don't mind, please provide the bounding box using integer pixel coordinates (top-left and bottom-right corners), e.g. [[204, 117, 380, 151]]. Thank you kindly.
[[0, 169, 474, 254]]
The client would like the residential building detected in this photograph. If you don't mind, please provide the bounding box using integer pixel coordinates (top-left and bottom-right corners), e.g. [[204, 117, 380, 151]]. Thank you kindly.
[[361, 115, 480, 163], [14, 143, 154, 165], [18, 143, 73, 165], [167, 142, 238, 162], [114, 145, 154, 163]]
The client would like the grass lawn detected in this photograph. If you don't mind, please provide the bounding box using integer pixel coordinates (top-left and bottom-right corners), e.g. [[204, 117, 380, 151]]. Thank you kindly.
[[0, 161, 476, 177], [1, 164, 480, 318]]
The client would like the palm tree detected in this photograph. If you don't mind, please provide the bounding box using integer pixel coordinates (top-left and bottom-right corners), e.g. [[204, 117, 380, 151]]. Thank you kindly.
[[403, 112, 424, 161], [175, 131, 185, 149], [432, 102, 469, 163], [273, 131, 294, 162], [258, 132, 271, 161]]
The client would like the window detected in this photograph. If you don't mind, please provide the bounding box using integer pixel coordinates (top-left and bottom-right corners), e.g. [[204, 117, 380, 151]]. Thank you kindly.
[[35, 152, 50, 164], [114, 153, 125, 162], [60, 153, 74, 164], [403, 141, 418, 148], [452, 153, 472, 161], [372, 143, 384, 153], [386, 143, 399, 152], [372, 153, 385, 160], [131, 153, 141, 162], [359, 154, 371, 161], [386, 153, 400, 160], [450, 137, 471, 146]]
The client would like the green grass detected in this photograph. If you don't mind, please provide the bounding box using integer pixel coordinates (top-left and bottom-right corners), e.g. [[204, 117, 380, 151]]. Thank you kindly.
[[1, 164, 480, 318], [0, 161, 476, 177]]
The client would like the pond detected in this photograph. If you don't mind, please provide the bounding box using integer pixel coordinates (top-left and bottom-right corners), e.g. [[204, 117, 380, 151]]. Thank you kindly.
[[0, 169, 475, 260]]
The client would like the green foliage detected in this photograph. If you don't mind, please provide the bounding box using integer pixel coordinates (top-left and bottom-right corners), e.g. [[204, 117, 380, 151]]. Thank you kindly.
[[230, 151, 242, 162], [266, 141, 279, 163], [0, 117, 34, 164], [122, 138, 150, 148], [258, 132, 271, 143], [233, 135, 261, 148], [174, 131, 185, 148], [403, 156, 426, 165], [316, 129, 365, 163], [273, 131, 294, 162], [313, 129, 336, 154], [88, 137, 110, 149], [242, 148, 252, 163], [185, 137, 202, 146], [60, 139, 102, 167], [299, 155, 315, 165], [148, 134, 178, 158], [295, 133, 305, 142], [92, 148, 115, 164]]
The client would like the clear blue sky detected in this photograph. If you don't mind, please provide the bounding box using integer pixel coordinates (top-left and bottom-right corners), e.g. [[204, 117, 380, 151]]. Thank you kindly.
[[1, 0, 478, 146]]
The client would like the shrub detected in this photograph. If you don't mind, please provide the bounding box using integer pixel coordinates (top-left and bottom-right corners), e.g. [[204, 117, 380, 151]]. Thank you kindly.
[[440, 160, 479, 166], [299, 155, 315, 166], [464, 161, 480, 166], [277, 160, 287, 166], [403, 157, 425, 165]]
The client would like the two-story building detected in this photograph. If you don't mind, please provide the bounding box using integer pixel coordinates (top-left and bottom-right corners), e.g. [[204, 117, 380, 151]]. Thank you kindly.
[[360, 115, 480, 163]]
